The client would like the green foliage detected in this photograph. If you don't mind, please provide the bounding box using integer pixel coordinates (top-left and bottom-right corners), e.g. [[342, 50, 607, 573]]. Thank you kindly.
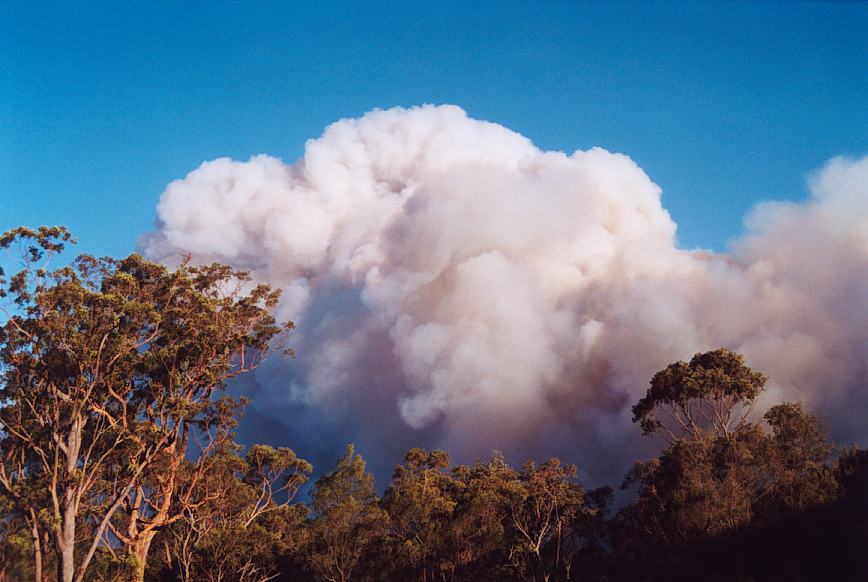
[[308, 445, 387, 582], [620, 405, 839, 541], [633, 348, 767, 439], [502, 458, 587, 581], [150, 447, 311, 582], [440, 452, 512, 578], [85, 548, 141, 582], [617, 356, 849, 581], [757, 402, 840, 519], [0, 226, 293, 582], [382, 448, 460, 580]]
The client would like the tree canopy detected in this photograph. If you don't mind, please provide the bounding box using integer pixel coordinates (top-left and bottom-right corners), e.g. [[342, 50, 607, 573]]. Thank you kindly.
[[0, 226, 297, 582], [632, 348, 767, 440], [1, 227, 865, 582]]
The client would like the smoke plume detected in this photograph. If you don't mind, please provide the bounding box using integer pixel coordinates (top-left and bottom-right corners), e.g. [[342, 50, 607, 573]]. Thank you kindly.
[[142, 105, 868, 483]]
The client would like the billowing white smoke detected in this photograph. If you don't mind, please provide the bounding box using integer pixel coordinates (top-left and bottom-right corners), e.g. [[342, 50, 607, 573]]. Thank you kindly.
[[142, 105, 867, 482]]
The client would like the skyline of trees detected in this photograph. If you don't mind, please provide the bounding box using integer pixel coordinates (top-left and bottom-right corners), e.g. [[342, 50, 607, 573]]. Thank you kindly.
[[1, 227, 865, 581]]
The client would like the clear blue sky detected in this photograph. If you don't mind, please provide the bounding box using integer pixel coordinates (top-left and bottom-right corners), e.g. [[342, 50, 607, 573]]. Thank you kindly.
[[1, 1, 866, 258]]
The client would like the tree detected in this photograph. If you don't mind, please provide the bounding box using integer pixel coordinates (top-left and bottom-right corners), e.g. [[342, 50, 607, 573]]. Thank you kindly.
[[153, 447, 310, 582], [108, 259, 293, 580], [145, 442, 307, 582], [441, 453, 512, 579], [240, 444, 312, 527], [0, 435, 49, 582], [616, 350, 844, 581], [382, 448, 460, 582], [617, 426, 768, 547], [0, 226, 292, 582], [307, 445, 387, 582], [504, 459, 585, 582], [0, 489, 32, 582], [756, 402, 839, 520], [632, 349, 767, 441]]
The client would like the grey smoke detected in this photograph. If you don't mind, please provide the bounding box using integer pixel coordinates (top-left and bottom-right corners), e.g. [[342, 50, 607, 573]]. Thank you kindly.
[[142, 105, 868, 483]]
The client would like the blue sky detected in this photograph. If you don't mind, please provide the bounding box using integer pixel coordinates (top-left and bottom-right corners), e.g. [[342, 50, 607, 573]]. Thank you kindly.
[[1, 1, 866, 258]]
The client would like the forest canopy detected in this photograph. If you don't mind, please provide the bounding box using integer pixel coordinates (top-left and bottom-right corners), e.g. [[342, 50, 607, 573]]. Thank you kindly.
[[0, 227, 865, 582]]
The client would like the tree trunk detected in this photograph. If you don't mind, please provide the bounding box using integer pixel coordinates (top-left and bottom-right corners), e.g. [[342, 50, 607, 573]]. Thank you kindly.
[[57, 418, 84, 582], [57, 498, 77, 582], [57, 541, 74, 582], [129, 531, 156, 582], [31, 520, 43, 582], [41, 531, 50, 582]]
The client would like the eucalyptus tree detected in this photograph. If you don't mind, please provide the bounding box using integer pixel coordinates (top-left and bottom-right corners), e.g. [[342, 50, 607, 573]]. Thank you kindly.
[[617, 349, 842, 579], [382, 448, 459, 582], [308, 445, 386, 582], [504, 459, 585, 582], [154, 446, 311, 582], [632, 348, 767, 441], [0, 226, 293, 582]]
